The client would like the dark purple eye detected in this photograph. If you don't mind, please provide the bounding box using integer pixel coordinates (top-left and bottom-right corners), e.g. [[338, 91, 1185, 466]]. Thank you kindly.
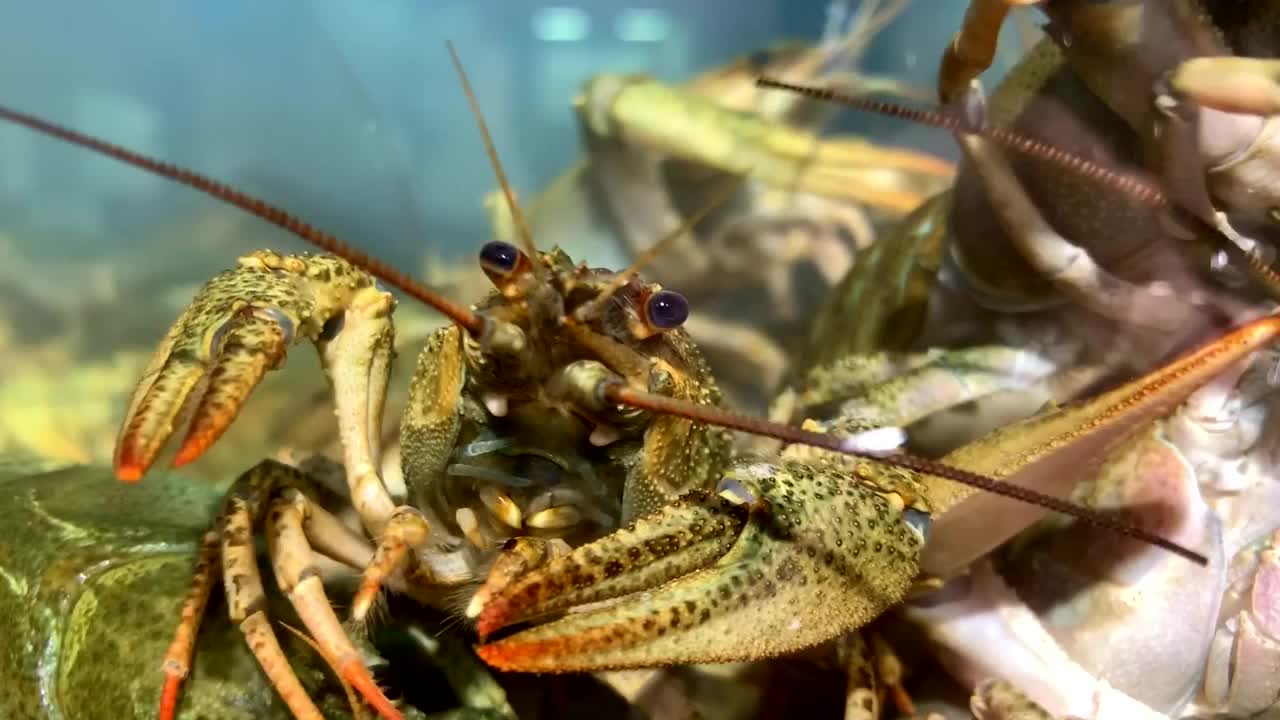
[[479, 241, 521, 275], [645, 290, 688, 330]]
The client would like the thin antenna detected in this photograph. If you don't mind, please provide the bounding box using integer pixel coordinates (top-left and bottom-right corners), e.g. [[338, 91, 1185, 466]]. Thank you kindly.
[[572, 172, 748, 323], [0, 105, 486, 337], [602, 382, 1206, 565], [446, 41, 542, 273], [757, 76, 1167, 204], [755, 75, 1280, 301]]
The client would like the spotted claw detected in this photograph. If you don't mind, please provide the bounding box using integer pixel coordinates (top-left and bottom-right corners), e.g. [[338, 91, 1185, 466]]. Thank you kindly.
[[113, 250, 387, 482], [474, 458, 930, 672]]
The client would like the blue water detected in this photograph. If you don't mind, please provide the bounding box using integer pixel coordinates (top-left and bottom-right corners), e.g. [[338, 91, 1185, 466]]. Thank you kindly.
[[0, 1, 1023, 280]]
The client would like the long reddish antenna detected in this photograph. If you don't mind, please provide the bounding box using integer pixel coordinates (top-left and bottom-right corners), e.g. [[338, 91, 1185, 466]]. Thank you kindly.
[[754, 75, 1280, 299], [0, 85, 1206, 566], [601, 383, 1205, 564], [757, 76, 1167, 202], [0, 105, 485, 336]]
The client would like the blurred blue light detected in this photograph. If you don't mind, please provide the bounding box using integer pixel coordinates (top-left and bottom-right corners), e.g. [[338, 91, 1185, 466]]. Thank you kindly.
[[531, 7, 591, 43], [614, 9, 670, 43]]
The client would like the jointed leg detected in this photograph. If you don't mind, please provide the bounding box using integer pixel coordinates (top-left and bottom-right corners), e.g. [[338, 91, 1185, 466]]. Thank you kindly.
[[349, 325, 469, 627], [351, 507, 433, 623], [159, 460, 395, 720], [317, 281, 399, 537], [783, 346, 1056, 435], [221, 484, 331, 720], [839, 632, 916, 720], [938, 0, 1041, 103], [971, 680, 1059, 719], [265, 484, 399, 719], [159, 529, 221, 720]]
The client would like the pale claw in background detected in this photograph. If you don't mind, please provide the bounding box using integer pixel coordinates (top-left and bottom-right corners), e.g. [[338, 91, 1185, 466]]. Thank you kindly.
[[907, 422, 1223, 720], [971, 679, 1059, 720], [905, 561, 1166, 720], [1200, 530, 1280, 716]]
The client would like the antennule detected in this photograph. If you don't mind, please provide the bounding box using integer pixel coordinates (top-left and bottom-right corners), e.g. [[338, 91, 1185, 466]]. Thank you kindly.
[[603, 381, 1209, 566], [446, 41, 542, 273], [572, 171, 748, 323], [0, 104, 485, 336]]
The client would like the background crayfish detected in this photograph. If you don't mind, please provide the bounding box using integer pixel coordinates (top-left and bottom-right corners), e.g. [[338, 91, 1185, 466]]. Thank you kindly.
[[766, 1, 1280, 718]]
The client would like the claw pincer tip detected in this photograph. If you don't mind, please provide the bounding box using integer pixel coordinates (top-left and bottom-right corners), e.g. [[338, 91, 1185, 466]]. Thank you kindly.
[[114, 459, 144, 483], [475, 600, 510, 640]]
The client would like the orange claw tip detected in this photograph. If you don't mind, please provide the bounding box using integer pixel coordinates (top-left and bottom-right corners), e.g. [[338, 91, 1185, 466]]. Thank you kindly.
[[474, 642, 526, 672], [475, 638, 567, 673], [474, 600, 513, 640], [113, 450, 147, 483], [114, 464, 144, 483], [171, 434, 215, 469]]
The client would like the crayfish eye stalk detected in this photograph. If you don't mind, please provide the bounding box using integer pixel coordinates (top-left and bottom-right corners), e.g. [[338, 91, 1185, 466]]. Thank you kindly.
[[478, 240, 535, 299]]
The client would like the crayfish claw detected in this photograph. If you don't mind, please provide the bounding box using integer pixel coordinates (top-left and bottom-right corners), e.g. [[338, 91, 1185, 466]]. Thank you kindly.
[[475, 459, 929, 673], [171, 306, 292, 468], [114, 298, 291, 481], [113, 251, 385, 482], [475, 489, 747, 644]]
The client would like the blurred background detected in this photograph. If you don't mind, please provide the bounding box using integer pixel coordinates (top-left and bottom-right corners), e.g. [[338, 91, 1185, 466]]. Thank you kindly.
[[0, 0, 1029, 469], [0, 0, 1031, 266]]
